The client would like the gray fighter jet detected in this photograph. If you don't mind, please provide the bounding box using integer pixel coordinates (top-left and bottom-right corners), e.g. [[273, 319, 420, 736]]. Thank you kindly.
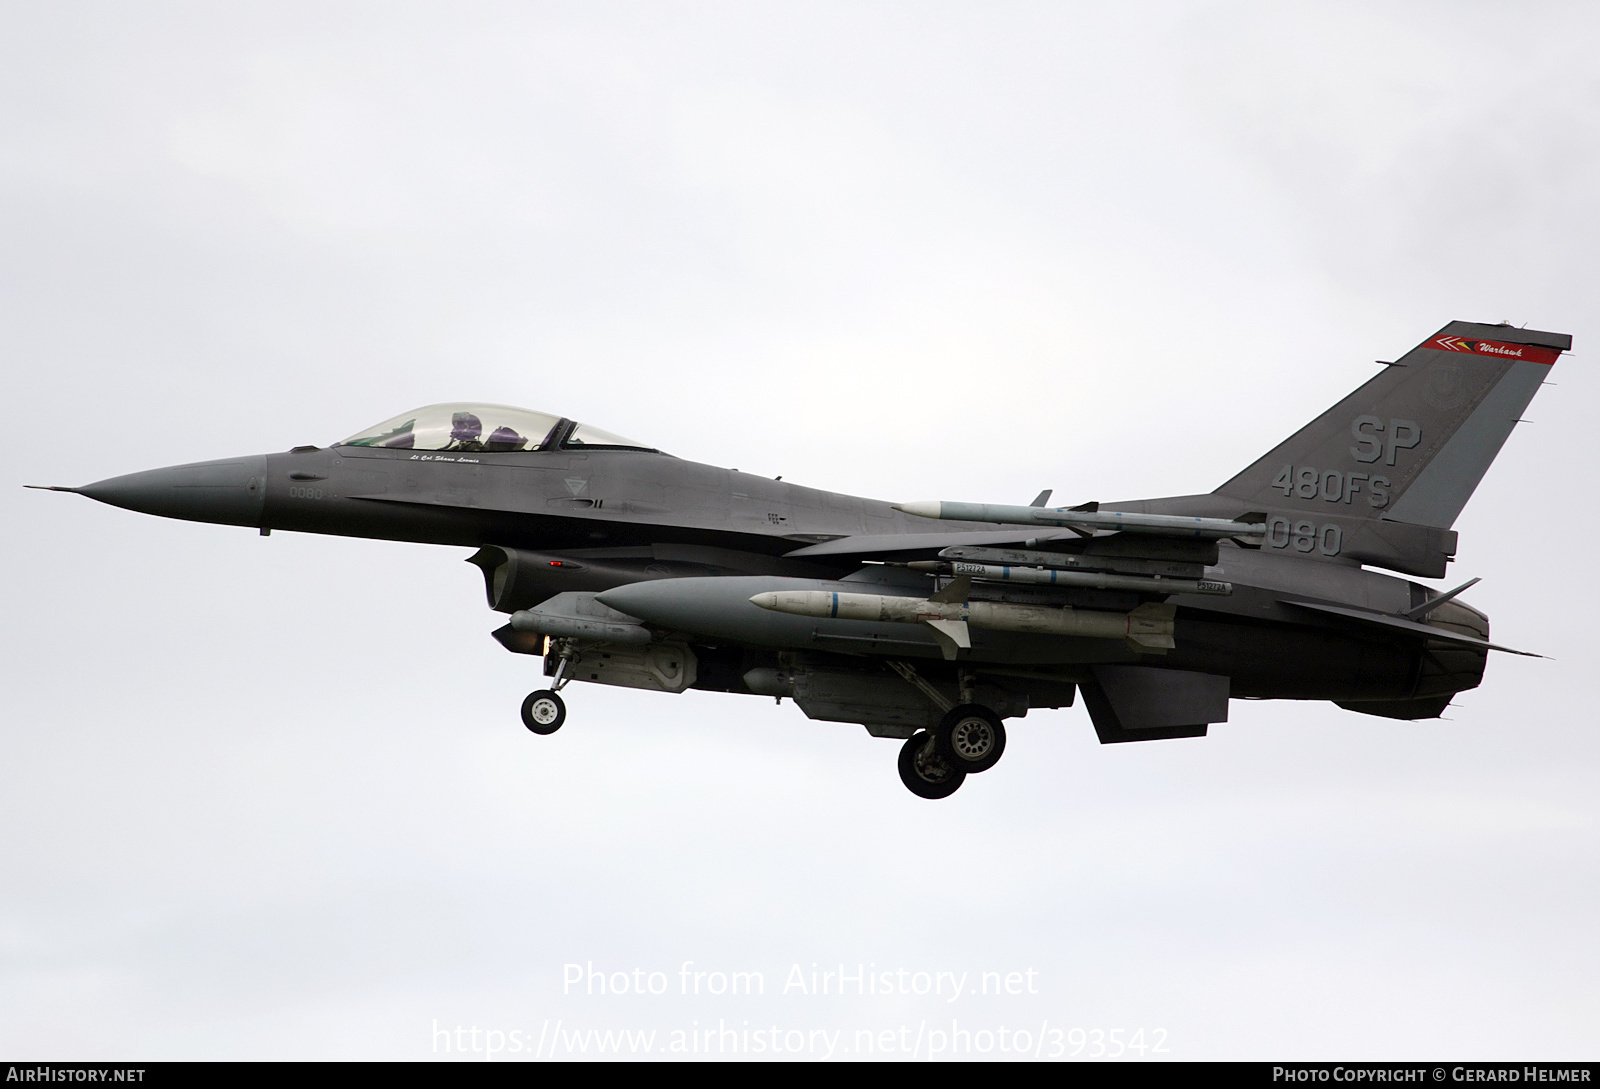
[[32, 321, 1568, 798]]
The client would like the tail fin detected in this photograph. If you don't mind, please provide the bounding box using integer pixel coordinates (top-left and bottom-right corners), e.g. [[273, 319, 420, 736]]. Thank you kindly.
[[1216, 321, 1569, 529]]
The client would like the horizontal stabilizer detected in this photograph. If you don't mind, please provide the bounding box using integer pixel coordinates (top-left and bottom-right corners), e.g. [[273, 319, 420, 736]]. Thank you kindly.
[[1282, 600, 1539, 657]]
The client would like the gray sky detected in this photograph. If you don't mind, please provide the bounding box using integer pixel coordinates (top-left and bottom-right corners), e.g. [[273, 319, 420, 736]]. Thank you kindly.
[[3, 1, 1597, 1060]]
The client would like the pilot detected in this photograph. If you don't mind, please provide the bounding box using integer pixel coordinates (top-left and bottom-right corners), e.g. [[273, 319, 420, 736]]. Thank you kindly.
[[448, 412, 485, 452], [484, 425, 527, 452]]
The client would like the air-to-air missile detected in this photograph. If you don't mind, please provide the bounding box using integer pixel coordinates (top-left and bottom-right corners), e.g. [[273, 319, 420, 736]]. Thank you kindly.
[[902, 560, 1231, 596], [891, 501, 1268, 541]]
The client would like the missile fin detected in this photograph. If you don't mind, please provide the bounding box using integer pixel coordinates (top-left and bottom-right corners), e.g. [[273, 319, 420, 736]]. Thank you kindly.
[[928, 574, 972, 604], [1126, 601, 1177, 654], [921, 618, 970, 660]]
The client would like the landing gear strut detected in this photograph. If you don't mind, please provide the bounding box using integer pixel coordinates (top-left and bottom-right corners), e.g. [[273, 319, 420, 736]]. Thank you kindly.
[[886, 661, 1010, 796], [521, 640, 577, 735]]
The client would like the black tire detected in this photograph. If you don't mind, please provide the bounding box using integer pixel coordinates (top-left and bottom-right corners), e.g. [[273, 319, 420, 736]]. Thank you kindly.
[[897, 730, 966, 799], [521, 690, 566, 735], [934, 704, 1006, 773]]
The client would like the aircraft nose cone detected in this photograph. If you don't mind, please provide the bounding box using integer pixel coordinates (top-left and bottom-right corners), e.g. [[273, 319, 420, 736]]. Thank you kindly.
[[79, 456, 269, 527]]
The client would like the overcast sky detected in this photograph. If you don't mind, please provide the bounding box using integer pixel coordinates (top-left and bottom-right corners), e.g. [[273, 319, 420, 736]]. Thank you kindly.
[[3, 1, 1598, 1061]]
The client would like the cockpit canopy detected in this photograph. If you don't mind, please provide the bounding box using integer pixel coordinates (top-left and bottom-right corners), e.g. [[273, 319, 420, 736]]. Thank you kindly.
[[336, 403, 654, 453]]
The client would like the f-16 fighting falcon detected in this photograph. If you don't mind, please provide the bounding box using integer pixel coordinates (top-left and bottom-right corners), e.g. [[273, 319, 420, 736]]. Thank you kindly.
[[31, 321, 1568, 798]]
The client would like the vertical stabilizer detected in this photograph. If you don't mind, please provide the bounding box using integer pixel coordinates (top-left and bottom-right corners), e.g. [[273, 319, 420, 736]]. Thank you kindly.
[[1215, 322, 1570, 530]]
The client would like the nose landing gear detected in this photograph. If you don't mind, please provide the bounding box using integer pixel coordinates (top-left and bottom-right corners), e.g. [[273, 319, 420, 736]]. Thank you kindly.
[[521, 640, 576, 735]]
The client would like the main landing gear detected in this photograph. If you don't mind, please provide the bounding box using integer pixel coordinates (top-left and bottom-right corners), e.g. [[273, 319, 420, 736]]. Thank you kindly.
[[898, 731, 964, 799], [886, 662, 1009, 799], [521, 640, 576, 735], [935, 703, 1006, 773], [896, 704, 1009, 798]]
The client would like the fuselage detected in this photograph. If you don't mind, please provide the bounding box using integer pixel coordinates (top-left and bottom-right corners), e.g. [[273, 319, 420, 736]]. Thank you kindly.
[[74, 439, 1485, 707]]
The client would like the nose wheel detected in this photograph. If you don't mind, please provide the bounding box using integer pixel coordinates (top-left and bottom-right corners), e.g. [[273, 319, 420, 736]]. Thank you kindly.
[[521, 690, 566, 734]]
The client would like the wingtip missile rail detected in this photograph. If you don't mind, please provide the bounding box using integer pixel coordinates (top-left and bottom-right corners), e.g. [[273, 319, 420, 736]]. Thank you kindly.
[[894, 500, 1267, 541]]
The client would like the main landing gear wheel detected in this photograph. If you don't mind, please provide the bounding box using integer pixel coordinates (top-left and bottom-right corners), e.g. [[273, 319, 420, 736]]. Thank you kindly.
[[521, 690, 566, 735], [934, 704, 1006, 774], [898, 730, 966, 799]]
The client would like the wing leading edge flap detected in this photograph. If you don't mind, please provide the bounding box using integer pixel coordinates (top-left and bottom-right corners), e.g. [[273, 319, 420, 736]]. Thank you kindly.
[[1281, 600, 1540, 657]]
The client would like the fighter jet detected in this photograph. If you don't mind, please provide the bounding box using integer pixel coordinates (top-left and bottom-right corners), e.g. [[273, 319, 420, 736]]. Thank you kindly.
[[31, 321, 1568, 798]]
